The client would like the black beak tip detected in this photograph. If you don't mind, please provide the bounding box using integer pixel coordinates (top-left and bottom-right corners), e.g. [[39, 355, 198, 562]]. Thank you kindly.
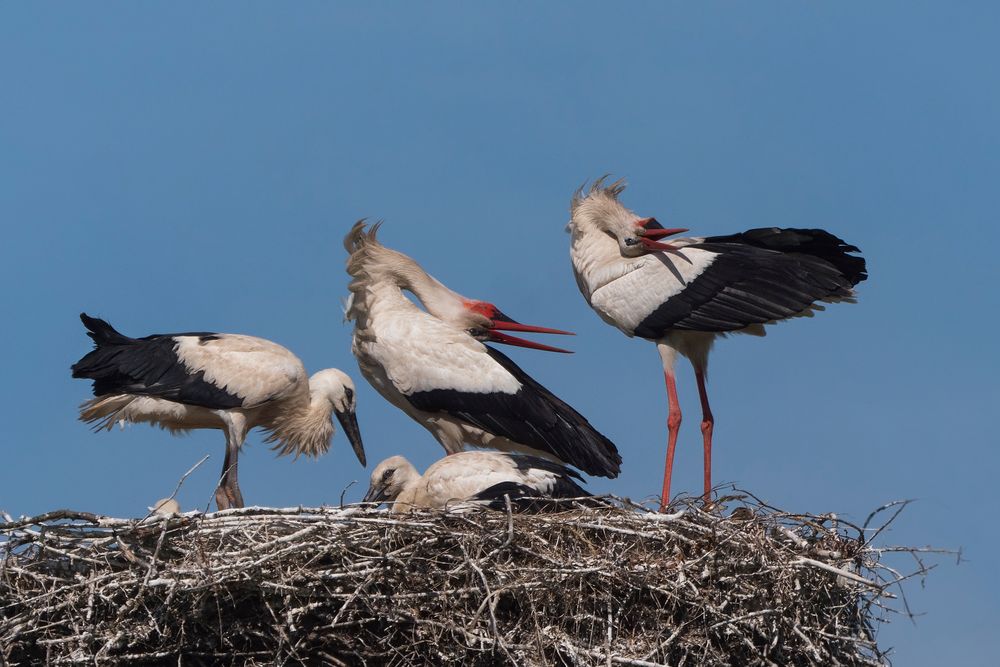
[[335, 409, 367, 467], [362, 487, 387, 505]]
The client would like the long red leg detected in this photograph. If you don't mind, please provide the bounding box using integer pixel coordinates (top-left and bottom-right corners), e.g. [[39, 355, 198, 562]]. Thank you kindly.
[[660, 371, 682, 511], [694, 367, 714, 503]]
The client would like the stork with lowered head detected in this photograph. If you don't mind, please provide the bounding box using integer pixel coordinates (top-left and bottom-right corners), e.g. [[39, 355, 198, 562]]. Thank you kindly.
[[71, 313, 366, 509]]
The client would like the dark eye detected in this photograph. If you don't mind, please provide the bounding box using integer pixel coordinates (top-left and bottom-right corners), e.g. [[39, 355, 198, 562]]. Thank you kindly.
[[381, 469, 394, 482], [345, 387, 354, 402], [624, 237, 640, 246], [467, 327, 488, 338]]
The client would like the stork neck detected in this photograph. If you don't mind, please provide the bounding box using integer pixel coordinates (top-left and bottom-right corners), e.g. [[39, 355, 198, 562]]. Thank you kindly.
[[570, 226, 634, 298], [264, 385, 334, 459], [390, 467, 422, 513], [376, 252, 468, 321]]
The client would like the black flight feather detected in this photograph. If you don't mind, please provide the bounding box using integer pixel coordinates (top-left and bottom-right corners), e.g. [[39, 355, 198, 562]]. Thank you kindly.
[[634, 228, 867, 338], [404, 347, 622, 479], [71, 313, 244, 410]]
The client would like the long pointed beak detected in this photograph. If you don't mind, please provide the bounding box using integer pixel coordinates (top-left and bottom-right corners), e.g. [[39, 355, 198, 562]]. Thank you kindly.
[[491, 319, 574, 336], [362, 484, 388, 504], [486, 330, 574, 354], [638, 227, 688, 252], [640, 227, 688, 239], [487, 310, 575, 354], [335, 408, 366, 467]]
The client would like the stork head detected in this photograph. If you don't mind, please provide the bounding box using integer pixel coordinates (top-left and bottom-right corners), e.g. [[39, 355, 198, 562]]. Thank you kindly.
[[363, 455, 420, 505], [569, 178, 687, 257], [309, 368, 366, 466], [459, 300, 575, 353]]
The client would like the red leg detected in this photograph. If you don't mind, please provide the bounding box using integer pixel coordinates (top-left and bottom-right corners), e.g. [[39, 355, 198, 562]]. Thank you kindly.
[[694, 367, 714, 503], [660, 371, 682, 511]]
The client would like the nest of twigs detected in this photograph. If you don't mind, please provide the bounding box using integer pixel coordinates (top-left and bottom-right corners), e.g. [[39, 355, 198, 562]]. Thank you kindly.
[[0, 493, 932, 666]]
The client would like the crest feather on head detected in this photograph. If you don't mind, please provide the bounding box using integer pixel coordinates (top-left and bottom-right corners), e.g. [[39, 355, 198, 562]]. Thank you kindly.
[[570, 175, 627, 212], [342, 219, 386, 325], [343, 219, 391, 279], [344, 219, 383, 255], [343, 219, 421, 329]]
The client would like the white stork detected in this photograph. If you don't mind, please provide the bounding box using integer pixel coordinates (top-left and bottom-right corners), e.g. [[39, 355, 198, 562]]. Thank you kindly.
[[149, 497, 181, 517], [567, 179, 867, 508], [71, 314, 366, 510], [344, 221, 622, 478], [362, 451, 590, 513]]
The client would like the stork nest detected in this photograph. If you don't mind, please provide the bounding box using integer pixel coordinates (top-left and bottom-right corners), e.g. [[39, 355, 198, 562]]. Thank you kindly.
[[0, 493, 936, 666]]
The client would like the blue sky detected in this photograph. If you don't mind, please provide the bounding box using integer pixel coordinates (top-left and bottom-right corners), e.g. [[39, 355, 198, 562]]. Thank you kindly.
[[1, 3, 996, 663]]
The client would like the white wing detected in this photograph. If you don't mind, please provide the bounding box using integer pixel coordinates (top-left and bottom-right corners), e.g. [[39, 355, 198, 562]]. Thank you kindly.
[[174, 335, 307, 408]]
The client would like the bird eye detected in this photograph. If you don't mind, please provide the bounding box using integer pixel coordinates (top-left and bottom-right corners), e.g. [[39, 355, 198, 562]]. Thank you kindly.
[[624, 237, 640, 246], [381, 469, 394, 482], [467, 327, 488, 339]]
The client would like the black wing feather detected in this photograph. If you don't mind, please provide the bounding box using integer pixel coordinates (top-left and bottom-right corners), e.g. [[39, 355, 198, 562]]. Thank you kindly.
[[471, 455, 592, 512], [71, 313, 244, 409], [634, 228, 867, 338], [702, 227, 868, 285], [405, 347, 622, 478], [472, 480, 595, 512]]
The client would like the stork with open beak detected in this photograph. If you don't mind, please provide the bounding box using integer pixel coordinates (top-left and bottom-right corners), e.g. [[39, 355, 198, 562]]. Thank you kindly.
[[344, 221, 622, 478], [568, 178, 867, 508]]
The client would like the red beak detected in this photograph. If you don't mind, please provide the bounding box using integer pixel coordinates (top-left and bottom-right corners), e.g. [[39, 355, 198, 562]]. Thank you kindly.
[[641, 227, 689, 239], [491, 319, 573, 336], [487, 330, 574, 353], [487, 311, 575, 353], [638, 226, 688, 252]]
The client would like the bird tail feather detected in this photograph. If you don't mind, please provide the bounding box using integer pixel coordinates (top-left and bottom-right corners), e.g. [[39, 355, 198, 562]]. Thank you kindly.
[[78, 313, 133, 347], [79, 395, 135, 431]]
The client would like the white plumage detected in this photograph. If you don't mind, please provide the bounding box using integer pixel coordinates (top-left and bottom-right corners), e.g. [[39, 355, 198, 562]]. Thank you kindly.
[[362, 451, 590, 513], [149, 498, 181, 517], [71, 314, 366, 510], [343, 222, 622, 479], [568, 179, 868, 508]]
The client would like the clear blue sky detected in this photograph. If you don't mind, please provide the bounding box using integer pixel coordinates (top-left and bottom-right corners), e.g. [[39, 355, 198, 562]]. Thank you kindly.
[[1, 3, 995, 664]]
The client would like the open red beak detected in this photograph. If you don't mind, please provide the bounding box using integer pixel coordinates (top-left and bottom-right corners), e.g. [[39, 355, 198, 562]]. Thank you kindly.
[[637, 223, 688, 252], [487, 311, 575, 353]]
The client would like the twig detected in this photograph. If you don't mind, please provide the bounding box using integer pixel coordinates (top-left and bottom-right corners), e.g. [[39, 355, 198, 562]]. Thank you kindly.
[[141, 454, 210, 521], [0, 495, 943, 665]]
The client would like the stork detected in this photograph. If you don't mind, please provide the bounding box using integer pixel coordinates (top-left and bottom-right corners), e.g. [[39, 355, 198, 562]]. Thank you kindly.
[[71, 313, 366, 510], [344, 221, 622, 478], [149, 497, 181, 517], [362, 451, 590, 513], [567, 179, 867, 508]]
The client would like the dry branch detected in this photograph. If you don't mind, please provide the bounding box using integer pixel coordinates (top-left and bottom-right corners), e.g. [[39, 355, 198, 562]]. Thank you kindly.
[[0, 494, 940, 666]]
